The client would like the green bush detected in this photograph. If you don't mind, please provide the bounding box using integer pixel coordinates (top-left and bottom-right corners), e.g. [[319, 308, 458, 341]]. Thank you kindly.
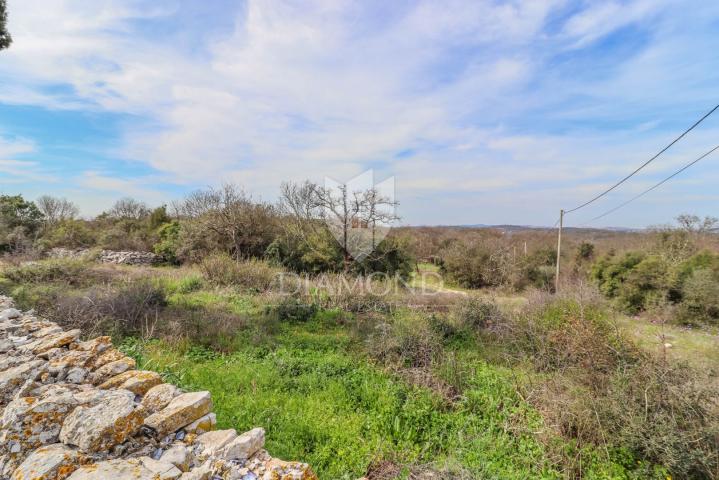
[[503, 293, 638, 373], [199, 252, 282, 291], [1, 259, 90, 285], [592, 249, 719, 323], [153, 221, 181, 264], [677, 268, 719, 325], [592, 252, 671, 314], [451, 295, 504, 330], [598, 360, 719, 479], [440, 241, 510, 288], [271, 297, 318, 323], [366, 312, 442, 368], [174, 275, 204, 294], [38, 219, 96, 249]]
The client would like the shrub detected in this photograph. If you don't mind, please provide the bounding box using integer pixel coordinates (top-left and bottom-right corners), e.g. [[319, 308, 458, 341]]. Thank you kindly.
[[592, 252, 671, 314], [366, 313, 442, 368], [271, 297, 318, 323], [199, 252, 282, 291], [677, 268, 719, 325], [576, 241, 595, 261], [440, 241, 511, 288], [1, 259, 90, 285], [353, 236, 415, 279], [592, 249, 719, 323], [153, 221, 181, 264], [43, 280, 167, 337], [598, 360, 719, 479], [174, 275, 204, 294], [502, 291, 638, 373], [37, 219, 96, 249], [451, 295, 504, 330], [302, 274, 394, 313]]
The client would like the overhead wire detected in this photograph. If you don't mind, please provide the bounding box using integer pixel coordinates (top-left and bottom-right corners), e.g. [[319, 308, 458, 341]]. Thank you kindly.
[[563, 103, 719, 214], [578, 144, 719, 226]]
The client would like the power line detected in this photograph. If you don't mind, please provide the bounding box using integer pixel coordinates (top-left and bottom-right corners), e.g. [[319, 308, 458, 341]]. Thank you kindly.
[[579, 144, 719, 225], [564, 103, 719, 214]]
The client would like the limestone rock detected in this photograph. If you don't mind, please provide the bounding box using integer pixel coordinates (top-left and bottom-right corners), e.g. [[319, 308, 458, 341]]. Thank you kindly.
[[11, 443, 81, 480], [183, 412, 216, 435], [0, 308, 21, 321], [31, 325, 63, 339], [264, 457, 319, 480], [161, 443, 191, 472], [21, 330, 81, 355], [75, 336, 111, 353], [195, 429, 237, 457], [90, 357, 136, 384], [139, 456, 182, 479], [178, 461, 212, 480], [88, 348, 126, 370], [66, 458, 160, 480], [219, 428, 264, 461], [144, 391, 212, 435], [99, 370, 162, 395], [141, 383, 180, 414], [65, 368, 88, 384], [1, 386, 81, 453], [0, 360, 44, 403], [0, 354, 34, 373], [59, 390, 146, 453]]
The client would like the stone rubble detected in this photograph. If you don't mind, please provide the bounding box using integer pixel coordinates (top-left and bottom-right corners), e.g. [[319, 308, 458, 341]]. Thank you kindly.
[[0, 295, 317, 480], [48, 248, 161, 266]]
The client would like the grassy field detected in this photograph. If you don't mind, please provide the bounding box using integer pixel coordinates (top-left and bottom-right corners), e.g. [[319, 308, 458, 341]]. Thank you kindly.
[[126, 323, 562, 479], [3, 258, 711, 479]]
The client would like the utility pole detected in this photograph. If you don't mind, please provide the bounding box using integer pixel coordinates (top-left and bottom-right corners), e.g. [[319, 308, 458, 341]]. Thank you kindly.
[[555, 209, 564, 292]]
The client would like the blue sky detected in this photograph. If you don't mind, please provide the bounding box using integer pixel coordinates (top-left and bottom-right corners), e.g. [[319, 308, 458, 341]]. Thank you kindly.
[[1, 0, 719, 227]]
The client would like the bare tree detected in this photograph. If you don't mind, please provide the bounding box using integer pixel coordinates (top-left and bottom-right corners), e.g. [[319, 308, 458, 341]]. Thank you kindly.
[[36, 196, 79, 226], [676, 213, 719, 234], [279, 180, 399, 270], [108, 198, 150, 221], [176, 184, 277, 258]]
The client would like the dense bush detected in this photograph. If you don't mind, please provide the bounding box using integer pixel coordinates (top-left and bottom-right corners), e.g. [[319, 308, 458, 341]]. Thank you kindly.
[[502, 290, 638, 373], [499, 291, 719, 478], [1, 258, 90, 285], [597, 360, 719, 479], [271, 297, 318, 323], [199, 252, 282, 291], [366, 313, 442, 368], [592, 249, 719, 324], [0, 194, 44, 252], [440, 240, 556, 291], [450, 295, 504, 330], [677, 268, 719, 324], [440, 240, 510, 288], [153, 220, 181, 263], [268, 229, 415, 278]]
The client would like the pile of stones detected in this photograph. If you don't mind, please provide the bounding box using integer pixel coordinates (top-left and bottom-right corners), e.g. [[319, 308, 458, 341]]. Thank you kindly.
[[48, 248, 160, 266], [96, 250, 160, 266], [0, 295, 316, 480]]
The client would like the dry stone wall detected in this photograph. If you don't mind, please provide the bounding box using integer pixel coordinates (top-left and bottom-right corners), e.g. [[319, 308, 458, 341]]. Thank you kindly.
[[48, 248, 160, 266], [0, 295, 317, 480]]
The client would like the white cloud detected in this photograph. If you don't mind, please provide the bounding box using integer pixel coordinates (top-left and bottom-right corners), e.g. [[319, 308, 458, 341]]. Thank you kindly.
[[2, 0, 719, 225]]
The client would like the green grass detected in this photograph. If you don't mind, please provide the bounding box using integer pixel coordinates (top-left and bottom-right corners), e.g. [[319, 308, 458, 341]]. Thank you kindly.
[[617, 315, 719, 369], [127, 319, 565, 479]]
